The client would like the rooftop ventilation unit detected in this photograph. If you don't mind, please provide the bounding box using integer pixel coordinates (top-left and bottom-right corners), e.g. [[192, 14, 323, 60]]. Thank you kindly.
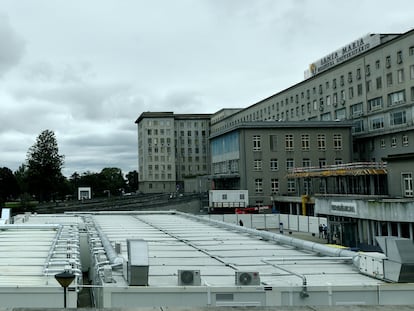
[[178, 269, 201, 286], [235, 271, 260, 286], [126, 239, 149, 286]]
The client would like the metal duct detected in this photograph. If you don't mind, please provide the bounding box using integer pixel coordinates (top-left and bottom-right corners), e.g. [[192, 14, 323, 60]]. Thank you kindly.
[[93, 221, 124, 266]]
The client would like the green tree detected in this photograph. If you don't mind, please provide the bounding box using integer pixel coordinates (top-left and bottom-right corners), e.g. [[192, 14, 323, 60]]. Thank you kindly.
[[125, 170, 139, 192], [99, 167, 126, 196], [26, 130, 65, 202], [0, 167, 20, 203]]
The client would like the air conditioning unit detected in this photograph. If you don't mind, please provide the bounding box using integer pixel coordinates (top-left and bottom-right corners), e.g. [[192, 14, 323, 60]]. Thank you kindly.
[[235, 271, 260, 286], [178, 270, 201, 286]]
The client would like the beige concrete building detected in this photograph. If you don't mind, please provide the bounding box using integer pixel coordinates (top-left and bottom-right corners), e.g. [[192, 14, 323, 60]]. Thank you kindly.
[[135, 112, 211, 193]]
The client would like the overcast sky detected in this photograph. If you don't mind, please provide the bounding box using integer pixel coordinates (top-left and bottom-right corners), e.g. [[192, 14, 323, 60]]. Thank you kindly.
[[1, 0, 413, 177]]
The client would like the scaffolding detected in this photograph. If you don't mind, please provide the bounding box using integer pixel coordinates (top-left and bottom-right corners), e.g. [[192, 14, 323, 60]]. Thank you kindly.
[[287, 162, 387, 178]]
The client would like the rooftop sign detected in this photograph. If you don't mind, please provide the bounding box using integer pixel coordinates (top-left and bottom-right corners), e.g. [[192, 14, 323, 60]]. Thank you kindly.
[[305, 34, 381, 78]]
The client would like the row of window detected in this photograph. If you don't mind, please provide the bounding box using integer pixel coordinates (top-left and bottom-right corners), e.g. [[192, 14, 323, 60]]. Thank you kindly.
[[212, 46, 414, 133], [254, 178, 296, 194], [253, 158, 343, 171], [253, 134, 343, 151]]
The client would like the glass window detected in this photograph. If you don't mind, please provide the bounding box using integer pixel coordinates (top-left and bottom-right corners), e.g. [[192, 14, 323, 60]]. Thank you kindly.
[[287, 179, 296, 193], [398, 69, 404, 83], [319, 158, 327, 167], [397, 50, 403, 64], [335, 108, 346, 120], [270, 159, 278, 171], [301, 134, 310, 151], [302, 158, 311, 167], [402, 173, 413, 197], [368, 97, 383, 111], [255, 178, 263, 193], [390, 110, 407, 126], [353, 119, 364, 133], [386, 56, 391, 68], [271, 179, 279, 193], [376, 77, 382, 89], [253, 135, 261, 151], [285, 134, 294, 151], [388, 90, 405, 106], [333, 134, 342, 150], [390, 137, 398, 149], [269, 135, 277, 151], [286, 158, 294, 170], [403, 135, 409, 147], [387, 73, 393, 86], [321, 112, 331, 121], [410, 65, 414, 80], [317, 134, 326, 150], [253, 159, 262, 171], [351, 102, 363, 116], [370, 116, 384, 130]]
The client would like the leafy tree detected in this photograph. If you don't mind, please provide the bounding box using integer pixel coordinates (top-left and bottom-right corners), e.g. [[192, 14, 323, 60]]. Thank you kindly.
[[26, 129, 65, 202], [0, 167, 20, 203], [99, 167, 126, 196], [125, 170, 139, 192]]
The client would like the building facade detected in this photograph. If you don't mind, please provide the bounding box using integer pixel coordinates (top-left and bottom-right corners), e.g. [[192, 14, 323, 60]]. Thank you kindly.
[[210, 121, 353, 209], [135, 112, 211, 193], [210, 29, 414, 199], [136, 29, 414, 248]]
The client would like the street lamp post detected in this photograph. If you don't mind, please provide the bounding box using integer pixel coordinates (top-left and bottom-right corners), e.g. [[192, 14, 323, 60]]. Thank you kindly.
[[55, 271, 75, 308]]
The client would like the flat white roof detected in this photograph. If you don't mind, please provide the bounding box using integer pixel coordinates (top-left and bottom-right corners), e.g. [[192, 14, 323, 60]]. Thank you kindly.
[[90, 212, 383, 288]]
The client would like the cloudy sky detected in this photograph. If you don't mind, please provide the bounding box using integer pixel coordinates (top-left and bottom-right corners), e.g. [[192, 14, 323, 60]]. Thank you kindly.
[[1, 0, 413, 177]]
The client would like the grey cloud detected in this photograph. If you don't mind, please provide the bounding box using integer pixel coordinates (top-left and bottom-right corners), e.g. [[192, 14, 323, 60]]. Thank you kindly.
[[0, 14, 25, 78]]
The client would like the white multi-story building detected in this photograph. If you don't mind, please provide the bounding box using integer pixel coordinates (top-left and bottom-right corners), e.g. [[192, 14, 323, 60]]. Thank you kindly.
[[135, 112, 211, 193]]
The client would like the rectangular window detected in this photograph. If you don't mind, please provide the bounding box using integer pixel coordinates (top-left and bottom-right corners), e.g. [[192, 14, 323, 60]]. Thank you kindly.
[[410, 46, 414, 56], [388, 90, 405, 106], [333, 134, 342, 150], [366, 80, 372, 92], [391, 136, 397, 147], [335, 108, 346, 120], [319, 158, 327, 168], [402, 173, 413, 197], [271, 178, 279, 193], [397, 50, 403, 64], [301, 134, 310, 151], [357, 68, 361, 79], [321, 112, 331, 121], [269, 135, 277, 151], [380, 139, 386, 148], [285, 134, 294, 151], [287, 179, 296, 193], [270, 159, 278, 171], [350, 102, 363, 116], [349, 87, 354, 99], [366, 64, 370, 76], [255, 178, 263, 193], [397, 69, 404, 83], [375, 60, 380, 69], [410, 65, 414, 80], [317, 134, 326, 150], [370, 116, 384, 130], [403, 135, 409, 147], [326, 95, 331, 106], [353, 119, 364, 133], [376, 77, 382, 89], [357, 83, 363, 96], [253, 135, 261, 151], [286, 158, 294, 170], [302, 158, 311, 167], [368, 97, 383, 111], [390, 110, 407, 126], [253, 159, 262, 171], [386, 56, 391, 68], [387, 73, 393, 86]]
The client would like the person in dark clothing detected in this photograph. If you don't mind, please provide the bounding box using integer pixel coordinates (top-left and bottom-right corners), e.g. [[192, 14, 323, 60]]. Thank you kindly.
[[239, 220, 244, 226]]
